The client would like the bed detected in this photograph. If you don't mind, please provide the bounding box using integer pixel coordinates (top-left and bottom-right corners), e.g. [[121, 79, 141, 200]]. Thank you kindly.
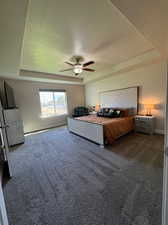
[[68, 86, 138, 147]]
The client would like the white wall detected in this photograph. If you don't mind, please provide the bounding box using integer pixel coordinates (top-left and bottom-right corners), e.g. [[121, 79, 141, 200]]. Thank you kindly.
[[4, 79, 85, 133], [0, 0, 28, 77], [85, 61, 167, 132]]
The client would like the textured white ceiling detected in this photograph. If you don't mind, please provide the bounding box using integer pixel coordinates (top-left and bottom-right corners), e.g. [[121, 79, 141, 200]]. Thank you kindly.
[[21, 0, 155, 82], [111, 0, 168, 58], [0, 0, 165, 84]]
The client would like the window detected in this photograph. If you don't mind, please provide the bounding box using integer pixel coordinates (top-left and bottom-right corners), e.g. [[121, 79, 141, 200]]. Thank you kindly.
[[39, 90, 68, 117]]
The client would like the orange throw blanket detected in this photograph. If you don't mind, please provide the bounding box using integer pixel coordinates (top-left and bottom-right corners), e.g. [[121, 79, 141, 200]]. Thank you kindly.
[[76, 115, 134, 144]]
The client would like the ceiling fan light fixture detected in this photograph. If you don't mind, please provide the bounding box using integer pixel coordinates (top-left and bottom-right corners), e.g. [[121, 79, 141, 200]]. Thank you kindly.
[[73, 65, 83, 74], [60, 57, 95, 75]]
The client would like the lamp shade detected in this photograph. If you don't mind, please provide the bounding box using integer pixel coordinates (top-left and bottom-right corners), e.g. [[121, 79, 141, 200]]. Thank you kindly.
[[145, 104, 154, 109], [144, 104, 154, 116], [95, 104, 100, 112]]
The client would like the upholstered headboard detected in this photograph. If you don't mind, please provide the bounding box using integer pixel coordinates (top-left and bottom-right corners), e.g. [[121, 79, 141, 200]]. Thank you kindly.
[[99, 86, 139, 115]]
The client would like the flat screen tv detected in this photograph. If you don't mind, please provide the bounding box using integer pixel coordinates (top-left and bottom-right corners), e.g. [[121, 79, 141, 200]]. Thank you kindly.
[[4, 82, 16, 109]]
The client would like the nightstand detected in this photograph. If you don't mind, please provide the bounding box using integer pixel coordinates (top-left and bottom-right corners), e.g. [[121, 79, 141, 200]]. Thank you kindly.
[[134, 115, 155, 135]]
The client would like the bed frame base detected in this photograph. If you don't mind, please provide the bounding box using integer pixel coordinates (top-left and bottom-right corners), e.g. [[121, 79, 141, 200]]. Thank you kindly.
[[68, 117, 104, 147]]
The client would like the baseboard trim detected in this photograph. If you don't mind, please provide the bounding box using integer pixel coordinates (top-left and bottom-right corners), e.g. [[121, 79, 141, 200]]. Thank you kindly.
[[155, 129, 164, 135], [24, 123, 67, 135]]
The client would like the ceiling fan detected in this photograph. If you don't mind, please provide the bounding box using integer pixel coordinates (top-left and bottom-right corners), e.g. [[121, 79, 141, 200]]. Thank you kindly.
[[59, 56, 95, 76]]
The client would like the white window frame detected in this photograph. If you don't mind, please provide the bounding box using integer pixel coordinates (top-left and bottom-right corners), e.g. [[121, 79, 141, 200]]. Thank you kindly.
[[39, 89, 68, 118]]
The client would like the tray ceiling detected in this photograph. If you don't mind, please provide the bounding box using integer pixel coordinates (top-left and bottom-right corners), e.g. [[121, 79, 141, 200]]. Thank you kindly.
[[0, 0, 165, 84], [21, 0, 156, 83]]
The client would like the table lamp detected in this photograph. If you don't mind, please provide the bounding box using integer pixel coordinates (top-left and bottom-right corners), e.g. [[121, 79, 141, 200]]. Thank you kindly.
[[145, 104, 154, 116], [95, 104, 100, 112]]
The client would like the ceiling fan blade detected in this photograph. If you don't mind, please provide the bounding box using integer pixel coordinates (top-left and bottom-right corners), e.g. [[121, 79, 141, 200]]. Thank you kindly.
[[64, 61, 74, 66], [83, 68, 95, 72], [83, 61, 95, 67], [60, 68, 73, 72]]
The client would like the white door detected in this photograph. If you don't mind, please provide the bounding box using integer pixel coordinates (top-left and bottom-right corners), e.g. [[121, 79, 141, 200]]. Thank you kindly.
[[0, 100, 10, 225], [0, 102, 12, 177], [4, 109, 25, 146], [162, 67, 168, 225]]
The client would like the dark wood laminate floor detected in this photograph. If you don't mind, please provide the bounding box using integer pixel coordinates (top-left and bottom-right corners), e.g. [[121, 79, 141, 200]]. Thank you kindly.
[[107, 132, 164, 169]]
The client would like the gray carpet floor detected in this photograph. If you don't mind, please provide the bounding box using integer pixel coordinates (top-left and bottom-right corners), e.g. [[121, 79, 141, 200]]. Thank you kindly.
[[3, 128, 163, 225]]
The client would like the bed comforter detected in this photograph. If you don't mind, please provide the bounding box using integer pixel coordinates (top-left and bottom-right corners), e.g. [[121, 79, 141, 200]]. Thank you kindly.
[[76, 115, 134, 144]]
